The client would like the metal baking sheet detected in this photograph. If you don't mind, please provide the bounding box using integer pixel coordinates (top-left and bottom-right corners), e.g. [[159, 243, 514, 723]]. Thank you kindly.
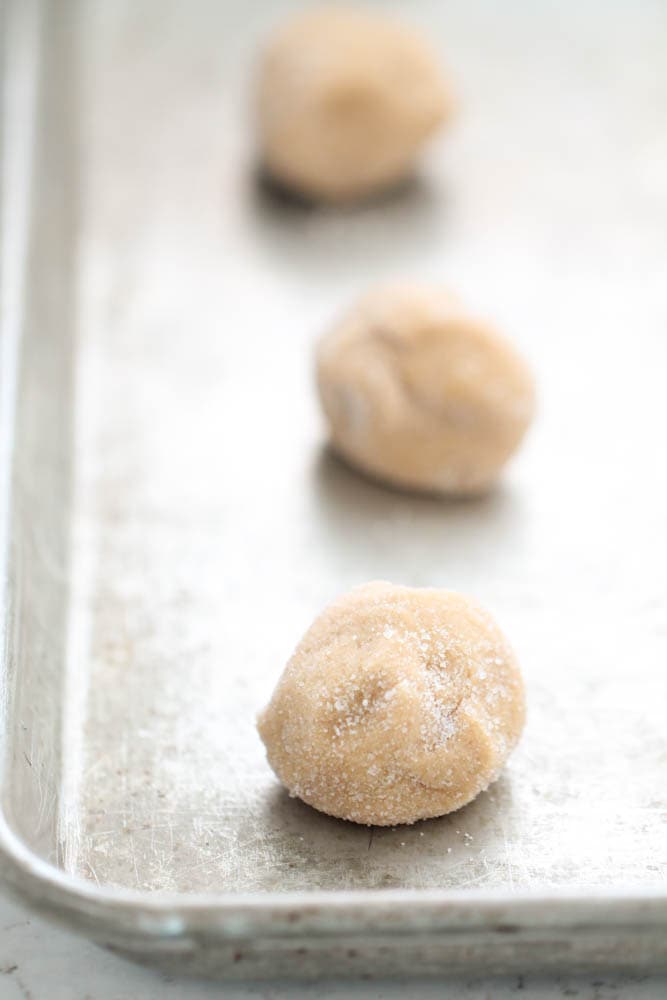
[[1, 0, 666, 979]]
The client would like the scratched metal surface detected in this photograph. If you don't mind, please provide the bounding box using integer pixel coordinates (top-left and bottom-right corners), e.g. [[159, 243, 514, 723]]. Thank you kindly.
[[6, 0, 667, 908]]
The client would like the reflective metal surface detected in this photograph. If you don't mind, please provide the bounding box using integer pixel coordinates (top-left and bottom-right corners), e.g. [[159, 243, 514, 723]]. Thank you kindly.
[[1, 0, 666, 978]]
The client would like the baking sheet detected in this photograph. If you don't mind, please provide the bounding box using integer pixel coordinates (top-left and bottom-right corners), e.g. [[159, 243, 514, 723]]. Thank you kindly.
[[6, 0, 667, 907]]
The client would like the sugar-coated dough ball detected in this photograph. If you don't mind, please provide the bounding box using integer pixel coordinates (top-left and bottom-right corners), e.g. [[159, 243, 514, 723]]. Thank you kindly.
[[258, 582, 525, 826], [257, 7, 452, 201], [317, 286, 535, 495]]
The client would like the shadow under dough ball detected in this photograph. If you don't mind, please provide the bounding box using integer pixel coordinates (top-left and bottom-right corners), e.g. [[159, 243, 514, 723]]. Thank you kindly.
[[258, 582, 525, 826], [316, 285, 536, 495], [256, 6, 454, 202]]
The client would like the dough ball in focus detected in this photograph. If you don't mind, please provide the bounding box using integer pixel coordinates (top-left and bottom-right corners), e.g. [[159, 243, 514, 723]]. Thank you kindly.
[[258, 582, 525, 826], [317, 286, 535, 495], [257, 7, 453, 201]]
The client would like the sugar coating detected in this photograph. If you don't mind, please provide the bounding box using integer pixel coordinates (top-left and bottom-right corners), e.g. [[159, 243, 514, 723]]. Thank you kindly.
[[257, 582, 525, 826], [257, 7, 453, 202], [317, 285, 536, 495]]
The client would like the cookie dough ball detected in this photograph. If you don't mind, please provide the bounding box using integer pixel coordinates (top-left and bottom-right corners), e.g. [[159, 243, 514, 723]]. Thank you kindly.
[[258, 582, 525, 826], [257, 7, 453, 201], [317, 286, 535, 495]]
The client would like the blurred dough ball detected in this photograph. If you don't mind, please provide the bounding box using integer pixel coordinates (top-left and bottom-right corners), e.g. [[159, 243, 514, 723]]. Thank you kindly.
[[257, 6, 453, 201], [258, 582, 525, 826], [317, 286, 535, 495]]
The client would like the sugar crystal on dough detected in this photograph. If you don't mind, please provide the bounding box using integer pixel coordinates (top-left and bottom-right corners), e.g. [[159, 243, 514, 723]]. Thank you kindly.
[[257, 582, 525, 826]]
